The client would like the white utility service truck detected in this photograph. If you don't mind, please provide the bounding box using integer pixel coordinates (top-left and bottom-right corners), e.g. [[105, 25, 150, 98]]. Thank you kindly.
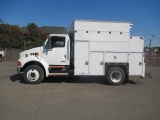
[[17, 20, 145, 85], [0, 51, 4, 62]]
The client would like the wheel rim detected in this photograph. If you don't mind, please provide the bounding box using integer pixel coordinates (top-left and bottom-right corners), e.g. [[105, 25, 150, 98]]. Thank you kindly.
[[26, 69, 40, 81], [110, 70, 122, 83]]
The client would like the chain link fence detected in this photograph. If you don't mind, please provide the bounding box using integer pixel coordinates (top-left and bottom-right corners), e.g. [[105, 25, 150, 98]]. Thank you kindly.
[[2, 49, 22, 61], [1, 49, 160, 67], [146, 53, 160, 67]]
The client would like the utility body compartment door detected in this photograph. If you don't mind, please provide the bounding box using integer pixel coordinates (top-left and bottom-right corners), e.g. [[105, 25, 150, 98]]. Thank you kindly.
[[129, 53, 144, 76], [89, 52, 104, 75], [74, 41, 89, 75]]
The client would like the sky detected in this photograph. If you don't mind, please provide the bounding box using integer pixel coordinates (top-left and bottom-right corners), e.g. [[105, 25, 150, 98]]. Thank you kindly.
[[0, 0, 160, 47]]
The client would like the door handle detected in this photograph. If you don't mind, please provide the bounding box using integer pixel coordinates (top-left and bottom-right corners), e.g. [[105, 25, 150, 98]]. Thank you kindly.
[[64, 54, 66, 58]]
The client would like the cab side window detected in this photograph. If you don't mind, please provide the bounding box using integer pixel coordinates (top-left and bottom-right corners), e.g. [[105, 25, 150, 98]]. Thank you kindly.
[[50, 36, 65, 48]]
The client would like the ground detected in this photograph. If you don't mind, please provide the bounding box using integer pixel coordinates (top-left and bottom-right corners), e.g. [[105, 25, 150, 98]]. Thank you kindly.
[[0, 62, 160, 120]]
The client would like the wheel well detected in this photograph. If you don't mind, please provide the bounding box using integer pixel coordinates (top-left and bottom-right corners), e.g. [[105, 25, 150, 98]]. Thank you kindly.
[[105, 63, 129, 76], [105, 63, 129, 83], [22, 61, 46, 76]]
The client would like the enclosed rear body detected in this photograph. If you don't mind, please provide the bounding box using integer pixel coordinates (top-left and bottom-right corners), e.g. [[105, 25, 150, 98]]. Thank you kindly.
[[68, 20, 145, 77]]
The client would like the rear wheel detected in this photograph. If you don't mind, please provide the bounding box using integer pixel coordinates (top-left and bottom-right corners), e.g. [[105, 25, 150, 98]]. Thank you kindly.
[[106, 67, 125, 85], [23, 65, 44, 84]]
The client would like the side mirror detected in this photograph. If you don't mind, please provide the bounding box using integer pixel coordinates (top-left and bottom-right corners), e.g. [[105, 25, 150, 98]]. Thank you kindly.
[[45, 42, 51, 51]]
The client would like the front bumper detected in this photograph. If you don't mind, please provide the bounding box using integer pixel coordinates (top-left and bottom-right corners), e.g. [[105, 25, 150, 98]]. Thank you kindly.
[[17, 67, 22, 74]]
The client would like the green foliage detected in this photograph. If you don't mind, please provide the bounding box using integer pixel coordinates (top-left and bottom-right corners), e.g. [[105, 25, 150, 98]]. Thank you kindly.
[[0, 21, 48, 50], [0, 24, 12, 48], [26, 23, 42, 42], [24, 23, 44, 49], [0, 24, 24, 49]]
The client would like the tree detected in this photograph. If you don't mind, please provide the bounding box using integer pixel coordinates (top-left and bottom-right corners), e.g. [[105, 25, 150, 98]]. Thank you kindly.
[[0, 22, 48, 50], [25, 23, 44, 49], [0, 24, 12, 48], [10, 26, 24, 49], [0, 24, 24, 49]]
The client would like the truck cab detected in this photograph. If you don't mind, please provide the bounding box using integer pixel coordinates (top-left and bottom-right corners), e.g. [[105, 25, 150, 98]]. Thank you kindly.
[[17, 34, 74, 84]]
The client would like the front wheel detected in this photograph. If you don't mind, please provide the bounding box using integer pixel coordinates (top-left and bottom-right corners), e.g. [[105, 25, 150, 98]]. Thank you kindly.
[[23, 65, 44, 84], [106, 67, 125, 85]]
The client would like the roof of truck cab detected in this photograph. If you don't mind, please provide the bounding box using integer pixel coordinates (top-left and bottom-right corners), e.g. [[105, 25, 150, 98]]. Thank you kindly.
[[49, 34, 68, 37], [74, 19, 131, 24]]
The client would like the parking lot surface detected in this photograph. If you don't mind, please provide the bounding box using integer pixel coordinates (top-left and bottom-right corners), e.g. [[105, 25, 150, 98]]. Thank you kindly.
[[0, 62, 160, 120]]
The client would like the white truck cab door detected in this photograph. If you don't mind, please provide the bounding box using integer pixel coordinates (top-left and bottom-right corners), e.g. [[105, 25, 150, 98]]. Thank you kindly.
[[43, 36, 70, 65]]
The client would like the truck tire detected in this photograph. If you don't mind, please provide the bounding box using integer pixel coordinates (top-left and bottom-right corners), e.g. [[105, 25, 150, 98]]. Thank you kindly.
[[106, 66, 125, 85], [23, 65, 44, 84], [0, 55, 2, 62]]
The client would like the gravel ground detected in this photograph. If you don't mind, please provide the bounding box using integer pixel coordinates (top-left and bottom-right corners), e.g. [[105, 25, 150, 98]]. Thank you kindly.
[[0, 62, 160, 120]]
